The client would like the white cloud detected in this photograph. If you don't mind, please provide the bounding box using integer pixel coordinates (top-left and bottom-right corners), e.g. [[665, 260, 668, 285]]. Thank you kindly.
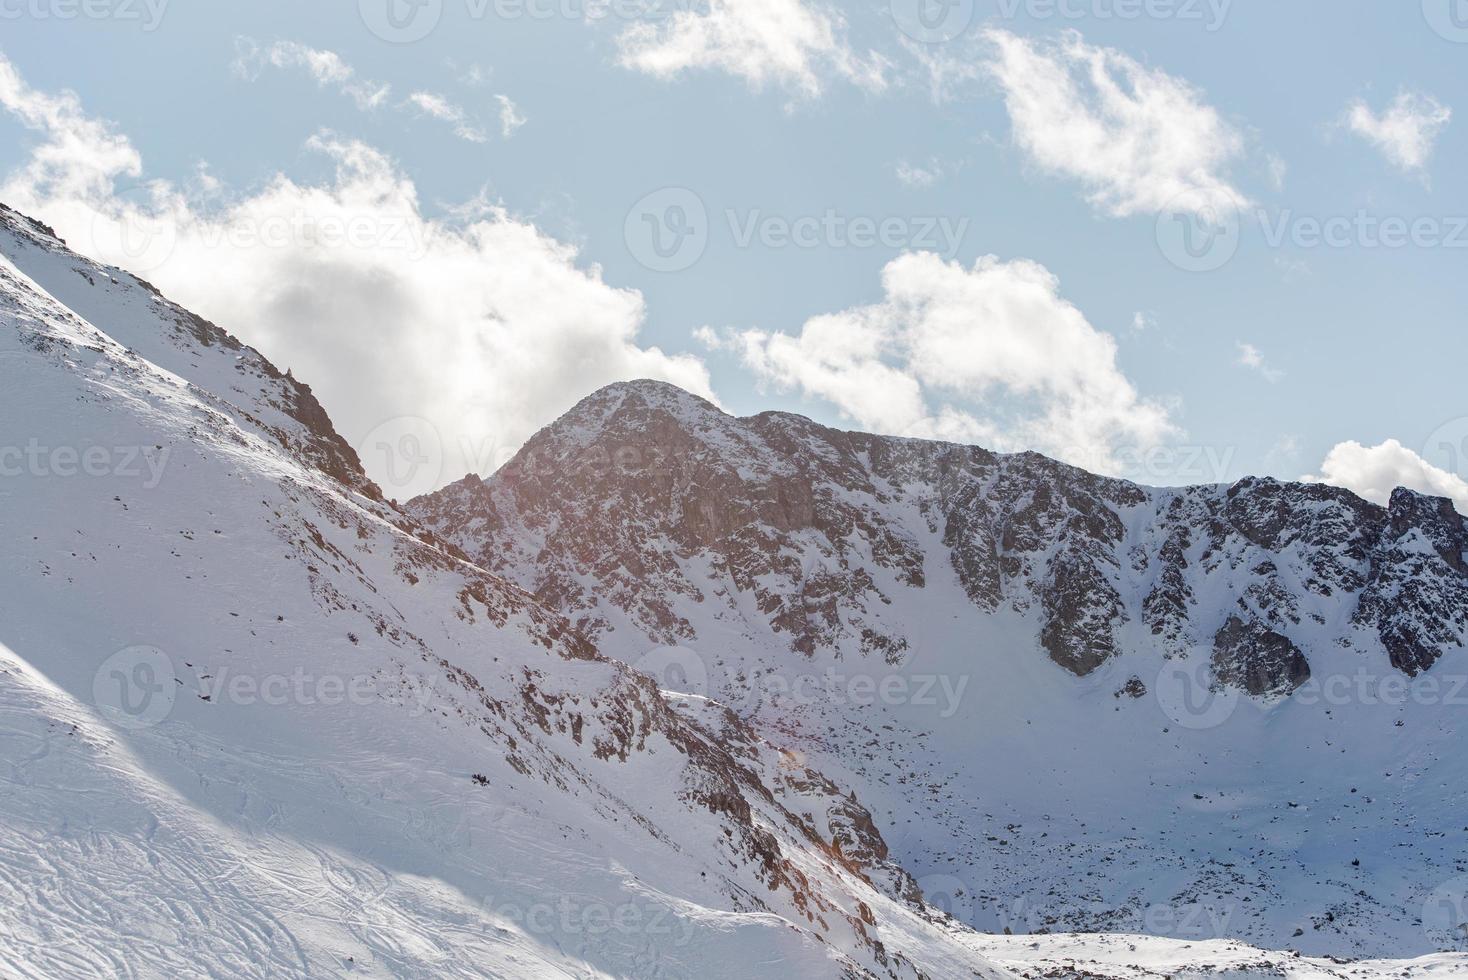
[[233, 38, 391, 111], [984, 29, 1249, 218], [0, 51, 713, 494], [459, 62, 493, 87], [1305, 440, 1468, 515], [405, 91, 488, 143], [1347, 90, 1451, 175], [0, 53, 143, 202], [235, 38, 499, 144], [495, 95, 526, 138], [614, 0, 887, 98], [1235, 342, 1283, 383], [895, 159, 942, 188], [712, 252, 1177, 473]]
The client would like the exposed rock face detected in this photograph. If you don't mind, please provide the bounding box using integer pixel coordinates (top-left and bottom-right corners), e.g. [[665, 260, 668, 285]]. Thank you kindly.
[[1211, 615, 1312, 696], [1356, 489, 1468, 675], [410, 381, 1468, 692]]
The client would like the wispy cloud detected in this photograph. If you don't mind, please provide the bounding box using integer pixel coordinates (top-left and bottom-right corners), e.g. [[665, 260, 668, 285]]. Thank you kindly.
[[614, 0, 888, 99], [235, 38, 504, 144], [1347, 90, 1451, 176], [984, 29, 1250, 218], [406, 91, 488, 143], [1235, 342, 1284, 383], [233, 38, 391, 110], [895, 159, 943, 188], [495, 95, 526, 138]]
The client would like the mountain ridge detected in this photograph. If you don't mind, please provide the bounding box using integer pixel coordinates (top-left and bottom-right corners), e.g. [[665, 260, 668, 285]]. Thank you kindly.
[[412, 376, 1468, 686]]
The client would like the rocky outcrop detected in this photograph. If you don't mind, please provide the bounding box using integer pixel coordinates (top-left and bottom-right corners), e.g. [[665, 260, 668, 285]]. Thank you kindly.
[[1211, 615, 1312, 696], [410, 382, 1468, 695], [1356, 489, 1468, 675]]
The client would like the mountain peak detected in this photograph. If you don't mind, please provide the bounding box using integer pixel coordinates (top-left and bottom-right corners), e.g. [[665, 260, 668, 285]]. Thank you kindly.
[[569, 377, 725, 424]]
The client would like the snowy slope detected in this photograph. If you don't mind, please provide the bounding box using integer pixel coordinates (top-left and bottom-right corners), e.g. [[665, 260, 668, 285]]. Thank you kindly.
[[4, 200, 1466, 980], [0, 204, 1014, 979], [411, 380, 1468, 960]]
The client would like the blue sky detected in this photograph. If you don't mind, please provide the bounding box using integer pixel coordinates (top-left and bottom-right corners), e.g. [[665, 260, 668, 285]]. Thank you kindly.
[[1, 0, 1466, 505]]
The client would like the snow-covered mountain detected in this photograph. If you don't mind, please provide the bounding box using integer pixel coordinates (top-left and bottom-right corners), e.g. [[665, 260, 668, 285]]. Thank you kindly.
[[3, 200, 1465, 979], [0, 204, 1014, 979], [410, 378, 1468, 958]]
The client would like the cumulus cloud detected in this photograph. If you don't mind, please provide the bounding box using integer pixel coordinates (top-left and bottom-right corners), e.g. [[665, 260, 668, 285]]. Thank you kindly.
[[1235, 342, 1283, 383], [984, 29, 1249, 217], [707, 252, 1177, 474], [0, 51, 712, 495], [233, 38, 391, 111], [1347, 90, 1451, 175], [614, 0, 888, 98], [1305, 440, 1468, 514]]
